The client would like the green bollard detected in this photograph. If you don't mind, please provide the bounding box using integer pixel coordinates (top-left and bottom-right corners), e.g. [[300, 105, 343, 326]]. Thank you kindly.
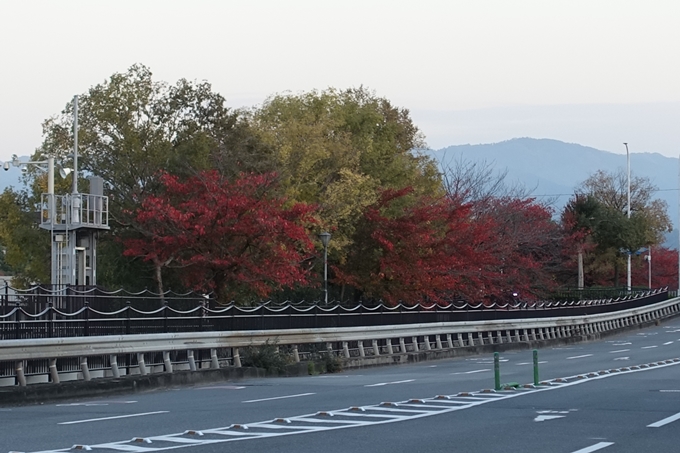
[[533, 349, 539, 385], [494, 352, 501, 390]]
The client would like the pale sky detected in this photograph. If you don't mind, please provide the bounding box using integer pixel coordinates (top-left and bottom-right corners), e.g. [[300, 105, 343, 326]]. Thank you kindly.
[[1, 0, 679, 164]]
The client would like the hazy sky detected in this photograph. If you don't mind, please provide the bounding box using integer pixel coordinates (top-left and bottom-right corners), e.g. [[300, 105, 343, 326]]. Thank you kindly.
[[1, 0, 679, 165]]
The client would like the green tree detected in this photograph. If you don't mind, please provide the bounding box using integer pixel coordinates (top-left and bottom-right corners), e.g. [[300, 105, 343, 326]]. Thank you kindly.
[[252, 88, 442, 294], [573, 170, 671, 286], [0, 189, 50, 286], [35, 64, 273, 289]]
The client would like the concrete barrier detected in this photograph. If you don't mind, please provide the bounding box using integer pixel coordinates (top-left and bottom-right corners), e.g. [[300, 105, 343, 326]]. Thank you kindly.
[[1, 296, 679, 389]]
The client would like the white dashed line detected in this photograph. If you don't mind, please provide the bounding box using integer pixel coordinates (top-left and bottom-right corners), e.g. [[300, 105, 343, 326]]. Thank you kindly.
[[58, 411, 168, 425], [642, 346, 658, 349], [365, 379, 415, 387], [571, 441, 614, 452], [648, 411, 680, 428], [450, 369, 489, 375], [566, 354, 594, 360], [609, 350, 630, 354], [243, 393, 315, 403]]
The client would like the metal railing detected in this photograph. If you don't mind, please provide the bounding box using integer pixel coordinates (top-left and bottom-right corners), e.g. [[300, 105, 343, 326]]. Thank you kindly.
[[0, 287, 669, 340]]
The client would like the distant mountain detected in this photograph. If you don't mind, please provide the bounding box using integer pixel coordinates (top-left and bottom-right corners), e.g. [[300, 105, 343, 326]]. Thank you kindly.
[[425, 138, 679, 248]]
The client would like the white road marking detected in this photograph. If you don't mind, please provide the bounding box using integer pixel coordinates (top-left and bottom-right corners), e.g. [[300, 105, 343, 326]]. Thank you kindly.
[[57, 400, 137, 406], [534, 415, 565, 422], [663, 341, 674, 345], [516, 361, 547, 365], [613, 357, 630, 361], [450, 369, 489, 375], [571, 442, 614, 452], [20, 359, 680, 453], [58, 411, 168, 425], [566, 354, 593, 360], [648, 411, 680, 427], [196, 385, 245, 390], [243, 393, 316, 403], [642, 346, 658, 349], [365, 379, 415, 387], [659, 390, 680, 393], [612, 342, 631, 346], [609, 349, 630, 354]]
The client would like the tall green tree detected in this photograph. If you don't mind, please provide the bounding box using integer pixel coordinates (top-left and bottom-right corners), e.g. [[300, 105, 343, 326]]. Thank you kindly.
[[572, 169, 672, 286], [252, 87, 442, 284]]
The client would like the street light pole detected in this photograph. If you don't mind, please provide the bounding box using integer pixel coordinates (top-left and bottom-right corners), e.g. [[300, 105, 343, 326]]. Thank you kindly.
[[624, 142, 631, 292], [318, 232, 331, 304]]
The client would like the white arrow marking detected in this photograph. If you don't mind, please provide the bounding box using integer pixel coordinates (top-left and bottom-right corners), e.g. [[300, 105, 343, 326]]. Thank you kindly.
[[534, 415, 565, 422]]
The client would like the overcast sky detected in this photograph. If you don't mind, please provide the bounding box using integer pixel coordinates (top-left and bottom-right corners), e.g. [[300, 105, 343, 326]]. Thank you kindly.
[[1, 0, 679, 165]]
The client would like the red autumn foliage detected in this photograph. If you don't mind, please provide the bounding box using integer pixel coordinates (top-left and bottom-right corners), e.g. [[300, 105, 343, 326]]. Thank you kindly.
[[123, 170, 317, 301], [631, 246, 677, 289], [476, 197, 562, 301], [333, 188, 496, 305]]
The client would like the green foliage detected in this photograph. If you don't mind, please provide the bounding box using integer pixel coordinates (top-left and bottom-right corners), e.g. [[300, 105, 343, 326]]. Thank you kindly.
[[241, 339, 293, 374], [319, 352, 343, 373], [0, 189, 50, 285], [253, 88, 442, 261], [36, 64, 273, 290]]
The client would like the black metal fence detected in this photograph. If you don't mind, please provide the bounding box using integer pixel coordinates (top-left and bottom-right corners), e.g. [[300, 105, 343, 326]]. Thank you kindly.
[[0, 283, 670, 341]]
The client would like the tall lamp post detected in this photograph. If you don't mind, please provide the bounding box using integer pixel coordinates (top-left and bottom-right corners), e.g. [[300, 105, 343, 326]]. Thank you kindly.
[[624, 142, 631, 292], [645, 247, 652, 289], [319, 232, 331, 304]]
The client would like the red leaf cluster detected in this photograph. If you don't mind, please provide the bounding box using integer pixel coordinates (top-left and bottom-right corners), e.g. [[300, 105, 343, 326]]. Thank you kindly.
[[123, 170, 316, 300]]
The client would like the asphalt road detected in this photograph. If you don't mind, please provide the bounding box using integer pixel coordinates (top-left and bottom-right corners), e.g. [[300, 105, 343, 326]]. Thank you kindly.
[[4, 320, 680, 452]]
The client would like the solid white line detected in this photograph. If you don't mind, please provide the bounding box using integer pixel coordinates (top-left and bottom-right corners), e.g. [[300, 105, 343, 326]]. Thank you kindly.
[[571, 441, 614, 452], [566, 354, 593, 360], [648, 411, 680, 427], [609, 349, 630, 353], [450, 369, 489, 375], [243, 393, 315, 403], [58, 411, 168, 425], [642, 346, 658, 349], [365, 379, 415, 387]]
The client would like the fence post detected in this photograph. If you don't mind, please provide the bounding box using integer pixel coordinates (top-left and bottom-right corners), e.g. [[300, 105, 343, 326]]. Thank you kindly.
[[47, 301, 54, 338], [14, 301, 21, 340], [494, 352, 501, 391], [3, 280, 7, 315], [163, 300, 169, 333], [83, 301, 90, 337], [533, 349, 539, 385], [125, 301, 131, 335]]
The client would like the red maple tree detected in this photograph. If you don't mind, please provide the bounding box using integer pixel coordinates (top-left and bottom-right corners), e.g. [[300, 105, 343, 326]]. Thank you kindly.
[[334, 188, 497, 305], [123, 170, 317, 301]]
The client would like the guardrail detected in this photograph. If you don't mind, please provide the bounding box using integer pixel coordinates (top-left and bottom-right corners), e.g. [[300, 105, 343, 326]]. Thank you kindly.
[[2, 293, 679, 387], [1, 289, 669, 340]]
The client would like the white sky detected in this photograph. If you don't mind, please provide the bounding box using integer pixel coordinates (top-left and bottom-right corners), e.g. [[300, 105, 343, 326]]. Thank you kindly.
[[1, 0, 679, 163]]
